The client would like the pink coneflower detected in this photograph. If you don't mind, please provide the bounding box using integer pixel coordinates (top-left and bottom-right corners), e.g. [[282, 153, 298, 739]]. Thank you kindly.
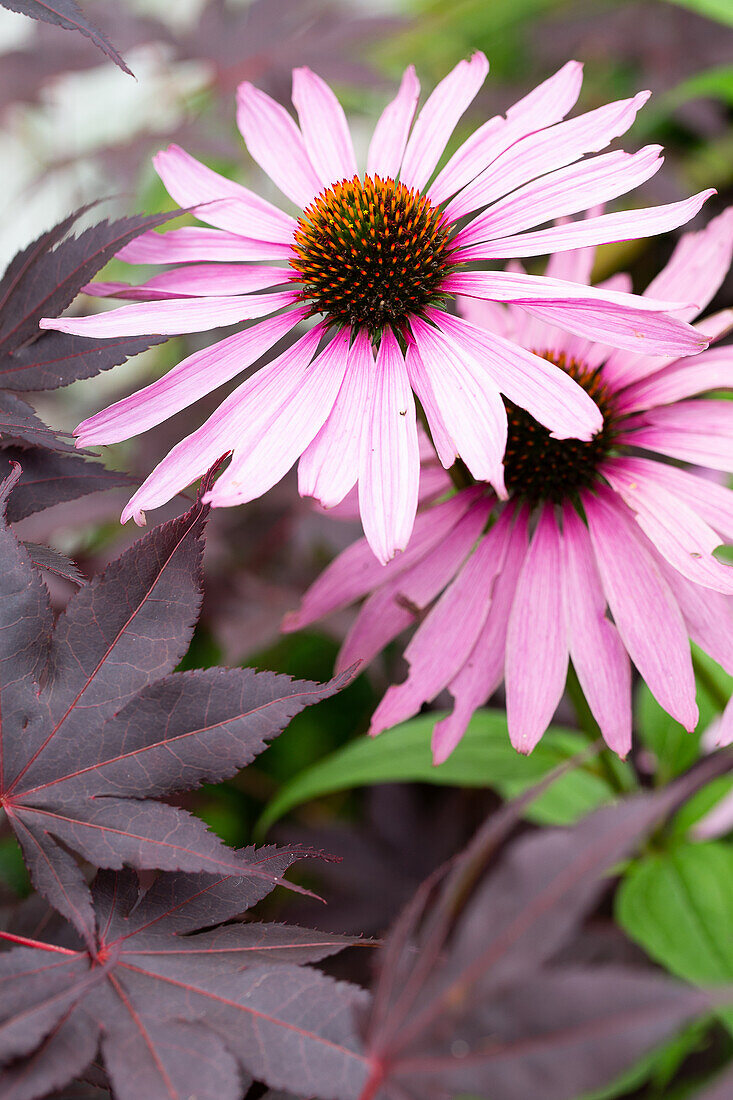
[[285, 208, 733, 760], [41, 56, 712, 562]]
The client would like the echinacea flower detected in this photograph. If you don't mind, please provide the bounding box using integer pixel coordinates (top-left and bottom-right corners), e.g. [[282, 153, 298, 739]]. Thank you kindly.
[[41, 55, 713, 562], [285, 208, 733, 760]]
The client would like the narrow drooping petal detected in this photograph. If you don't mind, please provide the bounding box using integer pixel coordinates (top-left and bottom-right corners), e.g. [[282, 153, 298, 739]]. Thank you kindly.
[[283, 491, 482, 631], [337, 499, 491, 673], [153, 143, 296, 242], [87, 264, 292, 300], [619, 345, 733, 412], [614, 457, 733, 543], [292, 67, 358, 184], [358, 329, 420, 564], [457, 146, 664, 249], [204, 329, 351, 508], [561, 506, 632, 756], [298, 331, 374, 508], [236, 81, 323, 208], [370, 509, 514, 737], [654, 555, 733, 675], [432, 507, 529, 764], [445, 90, 650, 221], [466, 190, 714, 260], [505, 508, 568, 754], [367, 65, 420, 180], [641, 205, 733, 323], [409, 315, 508, 493], [603, 458, 733, 593], [41, 291, 300, 338], [118, 227, 294, 265], [120, 326, 323, 524], [630, 400, 733, 471], [584, 490, 698, 731], [428, 60, 583, 205], [75, 308, 309, 446], [399, 51, 489, 193], [429, 308, 603, 440]]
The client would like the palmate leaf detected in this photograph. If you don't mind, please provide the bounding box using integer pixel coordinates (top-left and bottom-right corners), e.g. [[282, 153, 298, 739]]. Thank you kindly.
[[357, 754, 730, 1100], [0, 462, 354, 940], [0, 864, 366, 1100], [0, 1, 133, 75]]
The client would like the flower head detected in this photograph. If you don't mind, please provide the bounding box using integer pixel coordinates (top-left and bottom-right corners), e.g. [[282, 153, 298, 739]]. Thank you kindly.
[[285, 208, 733, 760], [41, 56, 713, 562]]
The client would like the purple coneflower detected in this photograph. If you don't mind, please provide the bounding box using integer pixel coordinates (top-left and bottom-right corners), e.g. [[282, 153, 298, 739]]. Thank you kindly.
[[285, 209, 733, 760], [41, 56, 712, 562]]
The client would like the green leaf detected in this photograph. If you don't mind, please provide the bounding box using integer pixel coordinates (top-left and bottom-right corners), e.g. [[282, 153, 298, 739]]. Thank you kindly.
[[665, 0, 733, 27], [617, 842, 733, 1034], [256, 709, 634, 836]]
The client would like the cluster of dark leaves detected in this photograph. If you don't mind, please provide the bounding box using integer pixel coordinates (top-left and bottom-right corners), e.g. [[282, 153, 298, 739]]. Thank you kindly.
[[0, 206, 186, 580], [0, 1, 132, 75]]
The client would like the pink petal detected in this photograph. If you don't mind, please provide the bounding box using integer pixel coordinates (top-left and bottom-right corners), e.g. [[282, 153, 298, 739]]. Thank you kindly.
[[466, 190, 714, 260], [408, 315, 508, 493], [358, 328, 420, 564], [603, 458, 733, 593], [584, 489, 697, 730], [602, 308, 733, 391], [427, 308, 603, 440], [611, 457, 733, 543], [370, 507, 515, 736], [298, 330, 374, 508], [445, 90, 650, 222], [85, 264, 292, 301], [205, 329, 350, 507], [455, 295, 516, 340], [562, 506, 632, 756], [282, 488, 483, 631], [119, 327, 322, 524], [292, 67, 358, 184], [75, 307, 309, 446], [456, 146, 664, 249], [618, 345, 733, 412], [118, 227, 294, 265], [654, 554, 733, 675], [505, 507, 568, 754], [40, 291, 300, 338], [429, 60, 583, 206], [432, 506, 529, 764], [367, 65, 420, 180], [337, 498, 491, 673], [236, 81, 323, 208], [399, 52, 489, 193], [630, 400, 733, 471], [153, 143, 296, 243], [642, 205, 733, 324]]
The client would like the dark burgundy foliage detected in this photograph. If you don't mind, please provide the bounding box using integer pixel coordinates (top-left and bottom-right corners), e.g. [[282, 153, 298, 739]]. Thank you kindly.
[[0, 208, 178, 542], [0, 864, 366, 1100], [0, 1, 132, 75], [0, 462, 354, 941]]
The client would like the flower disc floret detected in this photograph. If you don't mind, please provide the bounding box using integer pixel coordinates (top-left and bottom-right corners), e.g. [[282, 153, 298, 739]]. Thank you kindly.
[[291, 174, 456, 336], [504, 351, 619, 503]]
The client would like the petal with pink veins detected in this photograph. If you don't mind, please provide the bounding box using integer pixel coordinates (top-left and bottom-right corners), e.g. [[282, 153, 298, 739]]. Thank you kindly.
[[74, 307, 309, 446], [236, 81, 324, 209], [630, 400, 733, 471], [153, 143, 296, 243], [610, 457, 733, 543], [292, 67, 358, 185], [618, 345, 733, 412], [562, 506, 632, 756], [358, 328, 420, 564], [367, 65, 420, 181], [299, 330, 374, 508], [505, 507, 568, 754], [399, 52, 489, 193], [584, 489, 697, 730], [118, 228, 294, 265]]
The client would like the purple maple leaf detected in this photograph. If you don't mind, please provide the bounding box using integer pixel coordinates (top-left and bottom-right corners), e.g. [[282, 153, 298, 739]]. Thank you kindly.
[[0, 461, 354, 942]]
